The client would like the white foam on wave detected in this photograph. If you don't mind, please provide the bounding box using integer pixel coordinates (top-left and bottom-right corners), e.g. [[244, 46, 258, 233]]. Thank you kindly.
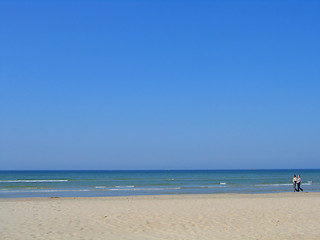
[[115, 185, 134, 188], [304, 181, 312, 186], [220, 182, 227, 185], [255, 183, 292, 187], [0, 180, 69, 183], [256, 181, 313, 187], [94, 186, 107, 189], [199, 184, 227, 188], [109, 187, 181, 191], [200, 185, 216, 188], [0, 189, 90, 193]]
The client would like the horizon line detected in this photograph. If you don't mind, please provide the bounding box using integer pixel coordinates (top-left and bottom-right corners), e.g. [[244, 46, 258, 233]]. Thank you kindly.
[[1, 168, 319, 171]]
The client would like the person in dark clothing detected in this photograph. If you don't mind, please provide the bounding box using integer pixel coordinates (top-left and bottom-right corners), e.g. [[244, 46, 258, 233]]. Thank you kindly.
[[296, 175, 303, 192]]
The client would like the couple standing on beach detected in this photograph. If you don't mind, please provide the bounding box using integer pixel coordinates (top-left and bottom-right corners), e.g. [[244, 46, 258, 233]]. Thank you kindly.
[[293, 175, 303, 192]]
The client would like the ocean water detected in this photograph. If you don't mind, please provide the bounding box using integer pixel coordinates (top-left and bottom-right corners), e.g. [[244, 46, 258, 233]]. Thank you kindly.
[[0, 170, 319, 198]]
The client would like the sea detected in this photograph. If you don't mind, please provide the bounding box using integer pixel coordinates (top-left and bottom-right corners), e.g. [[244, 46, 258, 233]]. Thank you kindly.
[[0, 170, 319, 198]]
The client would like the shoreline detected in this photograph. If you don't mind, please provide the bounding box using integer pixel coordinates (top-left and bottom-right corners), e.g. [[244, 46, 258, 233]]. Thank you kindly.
[[1, 192, 320, 239], [0, 191, 318, 201]]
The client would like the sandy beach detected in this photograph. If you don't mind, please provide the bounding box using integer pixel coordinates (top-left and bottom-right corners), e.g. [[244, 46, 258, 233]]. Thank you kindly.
[[1, 193, 320, 240]]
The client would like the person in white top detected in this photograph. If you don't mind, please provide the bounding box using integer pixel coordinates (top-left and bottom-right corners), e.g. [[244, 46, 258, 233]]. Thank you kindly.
[[296, 175, 303, 192]]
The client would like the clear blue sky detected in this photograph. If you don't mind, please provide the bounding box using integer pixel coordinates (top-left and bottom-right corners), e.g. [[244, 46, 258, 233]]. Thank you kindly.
[[1, 0, 319, 170]]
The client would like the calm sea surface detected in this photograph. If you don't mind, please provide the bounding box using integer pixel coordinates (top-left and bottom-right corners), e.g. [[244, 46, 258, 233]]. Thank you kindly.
[[0, 170, 319, 198]]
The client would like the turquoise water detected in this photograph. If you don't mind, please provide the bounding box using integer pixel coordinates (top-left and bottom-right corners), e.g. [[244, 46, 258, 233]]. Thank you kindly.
[[0, 170, 319, 198]]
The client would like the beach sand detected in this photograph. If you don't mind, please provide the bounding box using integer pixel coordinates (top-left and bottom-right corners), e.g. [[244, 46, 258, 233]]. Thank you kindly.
[[1, 193, 320, 240]]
